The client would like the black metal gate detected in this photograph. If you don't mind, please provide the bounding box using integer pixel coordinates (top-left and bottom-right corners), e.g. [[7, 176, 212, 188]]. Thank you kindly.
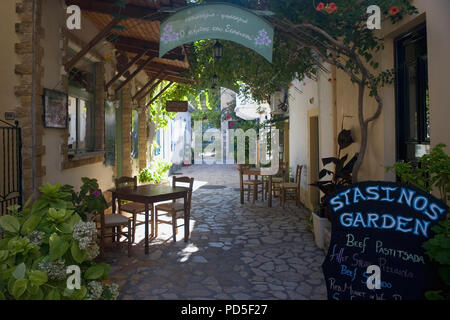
[[0, 120, 22, 216]]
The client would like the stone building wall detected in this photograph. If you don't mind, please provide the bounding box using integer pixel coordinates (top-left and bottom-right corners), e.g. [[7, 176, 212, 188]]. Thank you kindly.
[[14, 0, 45, 200]]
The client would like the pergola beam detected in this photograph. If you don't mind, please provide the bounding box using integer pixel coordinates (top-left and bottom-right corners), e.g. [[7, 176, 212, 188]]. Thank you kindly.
[[114, 36, 184, 60], [133, 69, 165, 100], [114, 57, 154, 93], [146, 82, 174, 107], [105, 48, 150, 91], [138, 77, 166, 102], [64, 16, 121, 71], [65, 0, 168, 21]]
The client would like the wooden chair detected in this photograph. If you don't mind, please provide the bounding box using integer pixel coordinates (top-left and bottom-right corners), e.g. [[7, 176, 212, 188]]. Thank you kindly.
[[280, 165, 303, 208], [265, 162, 288, 199], [115, 176, 152, 243], [155, 176, 194, 242], [98, 207, 132, 258], [239, 165, 264, 204]]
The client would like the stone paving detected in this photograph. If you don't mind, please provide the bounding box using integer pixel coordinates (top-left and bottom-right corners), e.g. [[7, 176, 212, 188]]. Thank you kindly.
[[104, 165, 327, 300]]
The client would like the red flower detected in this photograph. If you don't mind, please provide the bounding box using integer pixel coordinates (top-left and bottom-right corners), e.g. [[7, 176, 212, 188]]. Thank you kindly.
[[230, 121, 234, 127], [389, 6, 400, 15], [227, 115, 232, 120], [327, 2, 338, 14], [316, 2, 325, 11]]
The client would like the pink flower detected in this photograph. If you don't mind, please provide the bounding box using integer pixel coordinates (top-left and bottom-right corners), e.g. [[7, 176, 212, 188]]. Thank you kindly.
[[227, 115, 232, 120], [327, 2, 338, 14], [316, 2, 325, 11], [389, 6, 400, 15], [92, 189, 101, 198]]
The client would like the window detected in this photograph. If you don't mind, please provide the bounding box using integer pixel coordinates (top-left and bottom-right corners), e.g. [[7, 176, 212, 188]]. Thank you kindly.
[[395, 24, 429, 162], [131, 109, 139, 159], [68, 65, 95, 156]]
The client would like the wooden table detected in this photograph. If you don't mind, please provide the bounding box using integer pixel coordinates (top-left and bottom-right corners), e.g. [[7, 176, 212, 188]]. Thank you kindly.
[[240, 168, 275, 208], [111, 184, 189, 254]]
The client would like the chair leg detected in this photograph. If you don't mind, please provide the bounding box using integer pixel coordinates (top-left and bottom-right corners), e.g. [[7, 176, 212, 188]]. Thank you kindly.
[[127, 221, 132, 257], [132, 214, 137, 243], [172, 212, 177, 242], [282, 188, 286, 208], [155, 209, 159, 238], [247, 185, 250, 201], [100, 227, 105, 259], [253, 185, 257, 204]]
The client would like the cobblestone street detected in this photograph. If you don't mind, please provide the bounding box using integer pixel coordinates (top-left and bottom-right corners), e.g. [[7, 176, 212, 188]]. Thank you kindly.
[[104, 165, 327, 300]]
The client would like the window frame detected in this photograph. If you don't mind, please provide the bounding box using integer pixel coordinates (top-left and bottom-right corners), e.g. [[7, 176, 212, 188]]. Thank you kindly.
[[394, 23, 429, 162]]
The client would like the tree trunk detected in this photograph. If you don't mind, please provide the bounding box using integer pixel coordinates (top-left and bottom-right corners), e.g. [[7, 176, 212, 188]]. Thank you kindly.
[[352, 80, 366, 183]]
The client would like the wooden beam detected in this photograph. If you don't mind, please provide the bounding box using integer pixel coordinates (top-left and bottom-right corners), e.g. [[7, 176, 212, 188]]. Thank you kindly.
[[65, 0, 168, 21], [146, 82, 174, 107], [64, 16, 121, 71], [132, 69, 165, 100], [105, 48, 150, 91], [114, 57, 154, 93], [138, 77, 166, 102], [114, 36, 184, 60]]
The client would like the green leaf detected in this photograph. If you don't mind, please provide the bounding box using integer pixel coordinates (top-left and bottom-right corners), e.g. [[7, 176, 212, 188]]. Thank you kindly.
[[29, 270, 48, 286], [12, 263, 26, 280], [71, 286, 87, 300], [12, 279, 27, 299], [29, 288, 44, 300], [0, 215, 21, 234], [71, 242, 85, 264], [84, 264, 105, 280], [0, 291, 5, 300], [0, 250, 8, 262], [49, 233, 69, 260], [46, 289, 60, 300], [425, 290, 445, 300], [21, 216, 41, 235]]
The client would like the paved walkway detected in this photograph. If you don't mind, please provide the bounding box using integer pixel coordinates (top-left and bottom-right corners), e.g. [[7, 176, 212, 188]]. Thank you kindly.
[[104, 165, 327, 300]]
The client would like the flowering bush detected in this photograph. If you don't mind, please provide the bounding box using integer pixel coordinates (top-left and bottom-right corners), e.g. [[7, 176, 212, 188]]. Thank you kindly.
[[0, 183, 118, 300], [63, 178, 108, 221]]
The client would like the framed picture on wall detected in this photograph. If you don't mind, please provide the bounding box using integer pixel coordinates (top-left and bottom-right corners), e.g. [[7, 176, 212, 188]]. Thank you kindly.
[[43, 88, 68, 129]]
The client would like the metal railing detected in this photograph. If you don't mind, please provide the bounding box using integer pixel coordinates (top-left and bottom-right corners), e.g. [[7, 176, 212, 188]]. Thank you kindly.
[[0, 120, 22, 216]]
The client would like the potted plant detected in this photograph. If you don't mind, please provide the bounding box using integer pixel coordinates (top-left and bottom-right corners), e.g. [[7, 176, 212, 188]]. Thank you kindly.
[[138, 158, 173, 186], [310, 129, 358, 249]]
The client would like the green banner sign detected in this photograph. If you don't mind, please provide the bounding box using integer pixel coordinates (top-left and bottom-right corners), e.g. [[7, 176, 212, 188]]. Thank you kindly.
[[159, 3, 274, 63]]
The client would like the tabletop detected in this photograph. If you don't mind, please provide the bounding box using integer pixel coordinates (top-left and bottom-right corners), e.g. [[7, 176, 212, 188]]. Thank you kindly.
[[112, 184, 188, 202]]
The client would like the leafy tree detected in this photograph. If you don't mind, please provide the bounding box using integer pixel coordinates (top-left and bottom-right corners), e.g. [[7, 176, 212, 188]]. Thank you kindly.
[[186, 0, 417, 182]]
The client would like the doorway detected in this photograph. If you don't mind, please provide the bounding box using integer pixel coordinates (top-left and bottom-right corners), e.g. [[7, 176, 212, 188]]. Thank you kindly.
[[308, 113, 320, 210]]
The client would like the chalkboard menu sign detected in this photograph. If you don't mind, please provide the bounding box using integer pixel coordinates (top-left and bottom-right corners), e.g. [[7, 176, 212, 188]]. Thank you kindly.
[[322, 181, 448, 300]]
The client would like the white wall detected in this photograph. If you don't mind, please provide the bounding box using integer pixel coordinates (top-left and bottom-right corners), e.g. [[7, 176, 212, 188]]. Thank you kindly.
[[288, 67, 334, 206]]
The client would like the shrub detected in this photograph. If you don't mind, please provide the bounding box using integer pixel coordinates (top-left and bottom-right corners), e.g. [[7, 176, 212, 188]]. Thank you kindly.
[[0, 183, 118, 300], [387, 144, 450, 300]]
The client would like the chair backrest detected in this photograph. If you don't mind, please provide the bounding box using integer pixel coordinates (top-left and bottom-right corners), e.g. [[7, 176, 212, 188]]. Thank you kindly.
[[295, 165, 303, 187], [239, 164, 258, 181], [115, 176, 138, 189], [279, 162, 288, 181], [172, 176, 195, 210]]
